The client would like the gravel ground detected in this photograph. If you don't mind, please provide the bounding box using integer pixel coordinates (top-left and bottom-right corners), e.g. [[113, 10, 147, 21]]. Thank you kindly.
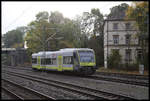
[[2, 80, 41, 99], [2, 73, 91, 100], [93, 74, 148, 83], [1, 89, 13, 100], [2, 67, 149, 100]]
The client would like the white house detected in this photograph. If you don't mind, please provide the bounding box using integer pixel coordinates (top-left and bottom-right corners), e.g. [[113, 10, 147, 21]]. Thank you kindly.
[[103, 19, 142, 68]]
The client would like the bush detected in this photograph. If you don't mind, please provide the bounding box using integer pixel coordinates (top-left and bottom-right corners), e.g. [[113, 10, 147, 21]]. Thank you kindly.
[[107, 50, 122, 69], [143, 52, 149, 70], [121, 63, 139, 71], [135, 52, 149, 71]]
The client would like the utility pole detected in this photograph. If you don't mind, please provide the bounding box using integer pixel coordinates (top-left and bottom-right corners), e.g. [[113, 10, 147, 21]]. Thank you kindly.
[[42, 26, 63, 57], [28, 25, 63, 58], [106, 20, 108, 69]]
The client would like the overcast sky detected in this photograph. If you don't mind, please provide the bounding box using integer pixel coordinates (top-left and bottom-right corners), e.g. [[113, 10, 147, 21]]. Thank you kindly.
[[2, 1, 132, 35]]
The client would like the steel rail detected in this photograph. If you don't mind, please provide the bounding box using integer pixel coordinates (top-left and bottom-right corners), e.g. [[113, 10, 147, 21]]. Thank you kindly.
[[95, 72, 148, 80], [2, 65, 148, 87], [85, 75, 149, 87], [3, 71, 104, 100], [2, 78, 56, 100], [3, 65, 148, 80], [3, 70, 136, 100], [2, 86, 24, 100]]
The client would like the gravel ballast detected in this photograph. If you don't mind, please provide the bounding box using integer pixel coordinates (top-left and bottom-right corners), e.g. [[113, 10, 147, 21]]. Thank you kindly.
[[2, 67, 149, 100], [2, 72, 92, 100]]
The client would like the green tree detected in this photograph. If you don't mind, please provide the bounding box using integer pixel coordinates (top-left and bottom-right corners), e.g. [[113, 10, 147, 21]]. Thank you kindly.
[[91, 8, 104, 37], [49, 11, 82, 49], [107, 3, 129, 19], [73, 15, 89, 48], [2, 29, 25, 48], [25, 11, 83, 54], [49, 11, 64, 24], [87, 35, 104, 66], [107, 50, 122, 69], [36, 11, 49, 22], [76, 8, 104, 67], [25, 11, 54, 53]]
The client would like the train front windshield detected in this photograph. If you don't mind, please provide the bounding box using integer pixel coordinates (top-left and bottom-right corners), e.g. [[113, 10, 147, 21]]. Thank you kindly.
[[78, 51, 95, 62]]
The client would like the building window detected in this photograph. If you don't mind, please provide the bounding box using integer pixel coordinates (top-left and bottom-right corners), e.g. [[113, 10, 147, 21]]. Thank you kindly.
[[125, 49, 132, 61], [113, 35, 119, 45], [125, 34, 131, 45], [137, 49, 142, 61], [45, 58, 52, 65], [51, 58, 57, 65], [113, 23, 118, 30], [125, 23, 131, 30]]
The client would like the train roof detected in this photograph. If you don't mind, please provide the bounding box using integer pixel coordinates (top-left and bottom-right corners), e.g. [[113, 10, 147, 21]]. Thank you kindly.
[[59, 48, 93, 51], [32, 48, 94, 57], [32, 53, 38, 56]]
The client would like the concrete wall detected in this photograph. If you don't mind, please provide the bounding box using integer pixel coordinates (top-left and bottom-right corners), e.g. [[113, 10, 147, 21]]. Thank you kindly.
[[8, 49, 28, 66]]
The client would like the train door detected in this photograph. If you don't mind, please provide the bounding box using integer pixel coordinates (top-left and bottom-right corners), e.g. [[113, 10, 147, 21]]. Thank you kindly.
[[37, 56, 41, 69], [57, 55, 62, 71], [73, 52, 79, 70]]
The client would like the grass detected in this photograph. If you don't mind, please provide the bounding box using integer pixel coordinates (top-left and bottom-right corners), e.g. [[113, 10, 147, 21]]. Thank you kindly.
[[96, 67, 149, 76]]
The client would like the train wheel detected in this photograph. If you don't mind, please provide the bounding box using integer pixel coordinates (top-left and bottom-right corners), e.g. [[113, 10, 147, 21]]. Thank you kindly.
[[88, 69, 96, 75], [83, 68, 96, 75]]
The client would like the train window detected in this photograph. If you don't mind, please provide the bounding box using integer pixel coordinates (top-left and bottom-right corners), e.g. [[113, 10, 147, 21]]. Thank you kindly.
[[63, 56, 73, 64], [78, 51, 94, 62], [51, 58, 56, 65], [41, 58, 45, 65], [32, 58, 37, 64], [45, 58, 51, 65]]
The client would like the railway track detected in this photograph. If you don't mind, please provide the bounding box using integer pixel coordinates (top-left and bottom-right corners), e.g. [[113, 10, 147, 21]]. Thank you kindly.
[[2, 65, 32, 71], [2, 78, 56, 100], [85, 75, 149, 87], [2, 87, 23, 100], [3, 69, 136, 100], [3, 64, 149, 80], [95, 72, 149, 80], [2, 65, 148, 87]]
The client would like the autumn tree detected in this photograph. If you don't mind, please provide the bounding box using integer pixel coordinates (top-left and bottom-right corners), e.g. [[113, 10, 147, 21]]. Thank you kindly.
[[126, 2, 149, 68], [25, 11, 83, 54], [25, 11, 54, 53], [49, 11, 83, 49]]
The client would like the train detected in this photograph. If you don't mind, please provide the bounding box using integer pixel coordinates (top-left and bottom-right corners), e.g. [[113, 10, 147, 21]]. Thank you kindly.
[[32, 48, 98, 75]]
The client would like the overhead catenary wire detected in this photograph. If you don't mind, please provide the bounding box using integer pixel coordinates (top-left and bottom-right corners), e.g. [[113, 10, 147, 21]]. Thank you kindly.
[[4, 5, 32, 32]]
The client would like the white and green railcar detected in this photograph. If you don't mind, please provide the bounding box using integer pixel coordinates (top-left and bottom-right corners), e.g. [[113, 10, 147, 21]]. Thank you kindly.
[[32, 48, 98, 75]]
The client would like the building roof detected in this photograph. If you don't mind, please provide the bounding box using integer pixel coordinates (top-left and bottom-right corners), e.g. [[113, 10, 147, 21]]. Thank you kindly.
[[104, 18, 135, 21], [103, 18, 136, 26]]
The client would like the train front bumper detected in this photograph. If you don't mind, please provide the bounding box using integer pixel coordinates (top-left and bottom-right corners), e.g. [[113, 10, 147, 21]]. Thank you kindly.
[[79, 62, 98, 69], [80, 62, 96, 67]]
